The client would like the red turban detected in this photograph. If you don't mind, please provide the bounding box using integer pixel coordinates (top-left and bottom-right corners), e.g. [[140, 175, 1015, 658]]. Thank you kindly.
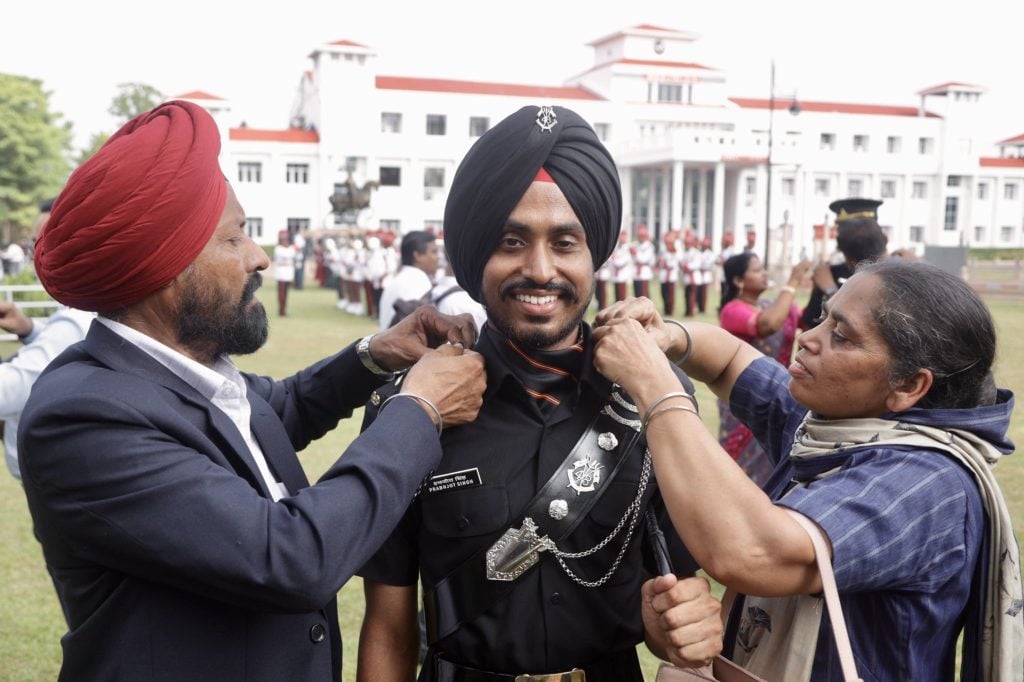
[[36, 100, 227, 312]]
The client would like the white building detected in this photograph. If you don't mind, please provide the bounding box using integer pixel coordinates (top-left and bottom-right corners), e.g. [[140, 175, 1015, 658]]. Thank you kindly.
[[178, 24, 1024, 265]]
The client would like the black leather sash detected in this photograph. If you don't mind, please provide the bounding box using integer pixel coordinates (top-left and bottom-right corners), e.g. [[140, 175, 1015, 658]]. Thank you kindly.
[[423, 390, 643, 644]]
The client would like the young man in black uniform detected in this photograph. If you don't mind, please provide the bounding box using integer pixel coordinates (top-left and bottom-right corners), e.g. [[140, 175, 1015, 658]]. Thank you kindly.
[[357, 105, 722, 681], [799, 197, 888, 329]]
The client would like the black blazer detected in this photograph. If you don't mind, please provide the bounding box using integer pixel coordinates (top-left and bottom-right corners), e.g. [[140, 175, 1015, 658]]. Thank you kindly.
[[20, 322, 441, 681]]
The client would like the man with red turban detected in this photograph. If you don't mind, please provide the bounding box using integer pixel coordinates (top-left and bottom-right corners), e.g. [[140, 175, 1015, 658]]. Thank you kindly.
[[357, 105, 721, 682], [21, 100, 487, 682]]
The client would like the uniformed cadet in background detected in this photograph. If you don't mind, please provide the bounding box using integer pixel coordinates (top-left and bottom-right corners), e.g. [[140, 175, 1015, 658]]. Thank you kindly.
[[799, 197, 888, 330], [356, 105, 722, 682]]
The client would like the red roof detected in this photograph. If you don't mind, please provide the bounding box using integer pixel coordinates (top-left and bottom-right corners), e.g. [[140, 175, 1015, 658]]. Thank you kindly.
[[730, 97, 939, 118], [174, 90, 224, 101], [917, 81, 983, 96], [328, 39, 368, 48], [980, 157, 1024, 168], [616, 58, 715, 70], [997, 133, 1024, 146], [375, 76, 603, 100], [632, 24, 681, 32], [229, 128, 320, 143]]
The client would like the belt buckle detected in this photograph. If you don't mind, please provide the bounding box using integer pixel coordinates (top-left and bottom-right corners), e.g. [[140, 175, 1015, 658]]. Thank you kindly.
[[514, 671, 584, 682]]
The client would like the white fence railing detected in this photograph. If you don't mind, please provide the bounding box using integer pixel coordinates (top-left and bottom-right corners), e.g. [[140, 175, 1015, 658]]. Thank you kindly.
[[0, 284, 59, 342]]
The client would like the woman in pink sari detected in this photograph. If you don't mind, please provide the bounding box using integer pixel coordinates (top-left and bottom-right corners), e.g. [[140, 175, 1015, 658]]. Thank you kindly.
[[717, 252, 810, 484]]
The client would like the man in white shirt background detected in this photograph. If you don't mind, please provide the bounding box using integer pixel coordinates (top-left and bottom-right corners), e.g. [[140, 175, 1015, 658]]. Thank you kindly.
[[378, 230, 439, 328]]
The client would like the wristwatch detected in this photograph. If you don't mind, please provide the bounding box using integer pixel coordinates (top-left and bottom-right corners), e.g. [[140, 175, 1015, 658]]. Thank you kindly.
[[356, 334, 394, 378]]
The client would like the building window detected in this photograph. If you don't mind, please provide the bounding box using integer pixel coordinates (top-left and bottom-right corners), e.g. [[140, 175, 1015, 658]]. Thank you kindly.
[[781, 178, 795, 196], [238, 162, 262, 183], [880, 180, 896, 198], [853, 134, 869, 152], [1001, 226, 1015, 242], [848, 179, 863, 196], [657, 84, 683, 102], [379, 166, 401, 186], [745, 177, 756, 195], [978, 182, 989, 200], [943, 197, 958, 231], [912, 181, 928, 199], [424, 167, 445, 188], [1005, 183, 1019, 200], [468, 116, 489, 137], [886, 136, 901, 153], [974, 225, 986, 242], [381, 112, 402, 133], [245, 217, 263, 239], [910, 226, 924, 242], [286, 218, 310, 234], [814, 178, 831, 196], [918, 137, 934, 154], [947, 175, 961, 187], [380, 219, 401, 231], [819, 133, 835, 151], [594, 123, 610, 141], [426, 114, 447, 135], [286, 163, 309, 184]]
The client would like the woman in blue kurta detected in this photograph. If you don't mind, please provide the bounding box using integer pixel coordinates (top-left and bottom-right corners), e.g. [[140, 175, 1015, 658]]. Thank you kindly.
[[592, 259, 1023, 681]]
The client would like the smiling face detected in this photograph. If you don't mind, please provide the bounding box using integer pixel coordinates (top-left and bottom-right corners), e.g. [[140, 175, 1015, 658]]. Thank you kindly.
[[481, 180, 594, 350], [787, 272, 900, 419]]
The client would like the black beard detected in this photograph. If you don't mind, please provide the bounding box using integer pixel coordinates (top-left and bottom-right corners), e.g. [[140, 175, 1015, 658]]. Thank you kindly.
[[177, 271, 268, 358], [485, 278, 593, 350]]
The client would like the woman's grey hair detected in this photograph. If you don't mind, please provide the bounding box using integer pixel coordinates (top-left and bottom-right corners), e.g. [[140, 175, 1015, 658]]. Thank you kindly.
[[858, 259, 996, 409]]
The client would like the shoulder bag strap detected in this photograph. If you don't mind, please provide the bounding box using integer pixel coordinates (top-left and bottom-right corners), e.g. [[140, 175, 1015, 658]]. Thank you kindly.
[[785, 509, 863, 682], [424, 390, 643, 644]]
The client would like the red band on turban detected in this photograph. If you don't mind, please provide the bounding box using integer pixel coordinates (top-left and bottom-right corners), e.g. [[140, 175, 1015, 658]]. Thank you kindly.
[[533, 167, 555, 183], [36, 100, 227, 312]]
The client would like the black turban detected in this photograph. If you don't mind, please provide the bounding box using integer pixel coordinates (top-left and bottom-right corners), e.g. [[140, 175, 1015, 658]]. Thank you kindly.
[[443, 105, 622, 301]]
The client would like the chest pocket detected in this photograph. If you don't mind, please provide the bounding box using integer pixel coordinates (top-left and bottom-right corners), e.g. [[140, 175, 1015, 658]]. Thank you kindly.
[[421, 483, 510, 538]]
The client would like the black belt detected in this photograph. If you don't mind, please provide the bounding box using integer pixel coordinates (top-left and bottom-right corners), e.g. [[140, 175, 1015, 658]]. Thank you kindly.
[[430, 648, 640, 682]]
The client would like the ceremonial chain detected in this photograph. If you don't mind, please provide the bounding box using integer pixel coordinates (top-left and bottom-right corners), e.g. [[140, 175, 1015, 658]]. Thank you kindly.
[[547, 448, 652, 588]]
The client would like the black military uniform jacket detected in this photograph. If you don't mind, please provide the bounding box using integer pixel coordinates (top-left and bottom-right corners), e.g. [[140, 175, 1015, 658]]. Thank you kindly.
[[359, 323, 696, 679]]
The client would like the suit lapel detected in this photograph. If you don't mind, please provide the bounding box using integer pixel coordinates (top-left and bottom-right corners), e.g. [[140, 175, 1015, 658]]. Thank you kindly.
[[82, 323, 277, 498], [247, 392, 310, 493]]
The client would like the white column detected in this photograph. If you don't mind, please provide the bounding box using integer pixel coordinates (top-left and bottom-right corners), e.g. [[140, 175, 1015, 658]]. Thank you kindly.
[[682, 168, 693, 230], [755, 164, 768, 250], [671, 160, 685, 231], [620, 167, 633, 233], [659, 166, 670, 233], [646, 169, 657, 235], [712, 162, 725, 244], [697, 168, 709, 236]]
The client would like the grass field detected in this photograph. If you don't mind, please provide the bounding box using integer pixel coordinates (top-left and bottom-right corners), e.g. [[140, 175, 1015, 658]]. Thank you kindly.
[[0, 280, 1020, 681]]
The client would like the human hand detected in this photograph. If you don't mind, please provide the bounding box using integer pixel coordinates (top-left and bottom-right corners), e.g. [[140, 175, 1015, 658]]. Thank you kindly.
[[370, 307, 478, 372], [594, 297, 677, 354], [401, 341, 485, 428], [642, 574, 723, 669], [0, 301, 32, 337], [787, 259, 812, 288], [810, 261, 836, 291], [592, 316, 680, 405]]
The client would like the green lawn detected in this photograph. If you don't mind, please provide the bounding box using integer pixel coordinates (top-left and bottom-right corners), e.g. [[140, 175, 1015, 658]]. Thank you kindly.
[[0, 281, 1021, 681]]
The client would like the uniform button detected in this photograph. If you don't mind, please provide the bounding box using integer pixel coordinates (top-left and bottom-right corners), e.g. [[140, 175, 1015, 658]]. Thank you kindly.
[[309, 623, 326, 643], [456, 515, 470, 530], [370, 391, 382, 407], [549, 592, 561, 605]]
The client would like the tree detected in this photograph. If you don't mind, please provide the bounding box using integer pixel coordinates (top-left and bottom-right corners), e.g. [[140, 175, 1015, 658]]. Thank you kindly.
[[0, 73, 71, 242], [108, 82, 164, 124]]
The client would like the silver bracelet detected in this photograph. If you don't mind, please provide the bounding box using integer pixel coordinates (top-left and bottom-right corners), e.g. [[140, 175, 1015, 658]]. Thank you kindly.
[[379, 392, 443, 435], [663, 319, 693, 366], [641, 390, 699, 430], [644, 403, 701, 429], [356, 334, 394, 378]]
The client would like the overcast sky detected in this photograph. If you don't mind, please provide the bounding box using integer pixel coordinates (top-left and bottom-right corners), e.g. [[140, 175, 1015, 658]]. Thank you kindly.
[[4, 0, 1022, 152]]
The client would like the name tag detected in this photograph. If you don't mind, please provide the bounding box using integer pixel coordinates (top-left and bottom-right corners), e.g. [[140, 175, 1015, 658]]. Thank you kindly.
[[426, 467, 482, 494]]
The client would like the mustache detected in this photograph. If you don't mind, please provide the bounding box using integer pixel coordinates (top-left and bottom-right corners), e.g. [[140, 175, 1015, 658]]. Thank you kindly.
[[499, 278, 576, 300], [241, 273, 262, 304]]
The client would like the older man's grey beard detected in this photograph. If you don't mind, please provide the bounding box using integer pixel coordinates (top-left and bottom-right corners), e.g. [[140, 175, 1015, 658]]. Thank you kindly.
[[177, 271, 268, 358]]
